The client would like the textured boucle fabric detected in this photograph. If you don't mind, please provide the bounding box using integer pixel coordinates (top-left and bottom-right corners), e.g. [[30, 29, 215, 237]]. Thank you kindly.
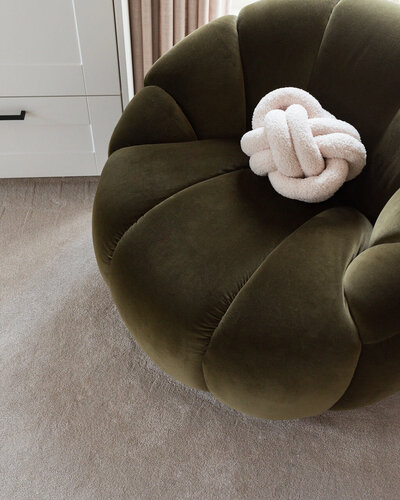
[[241, 87, 367, 202]]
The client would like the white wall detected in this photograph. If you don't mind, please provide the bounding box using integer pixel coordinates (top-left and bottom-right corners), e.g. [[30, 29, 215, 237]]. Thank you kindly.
[[231, 0, 258, 15]]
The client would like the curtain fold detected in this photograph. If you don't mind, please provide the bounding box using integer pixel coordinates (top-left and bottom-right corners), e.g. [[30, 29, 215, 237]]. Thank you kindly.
[[130, 0, 231, 92], [173, 0, 186, 44], [141, 1, 153, 78]]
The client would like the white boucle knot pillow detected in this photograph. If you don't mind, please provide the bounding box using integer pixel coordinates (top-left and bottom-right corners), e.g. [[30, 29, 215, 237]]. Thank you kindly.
[[240, 87, 367, 203]]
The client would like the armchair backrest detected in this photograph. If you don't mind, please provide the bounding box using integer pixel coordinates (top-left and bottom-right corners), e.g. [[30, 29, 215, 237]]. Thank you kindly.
[[145, 0, 400, 219]]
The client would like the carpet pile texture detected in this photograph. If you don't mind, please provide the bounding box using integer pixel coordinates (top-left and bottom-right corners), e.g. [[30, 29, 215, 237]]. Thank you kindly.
[[1, 177, 399, 499]]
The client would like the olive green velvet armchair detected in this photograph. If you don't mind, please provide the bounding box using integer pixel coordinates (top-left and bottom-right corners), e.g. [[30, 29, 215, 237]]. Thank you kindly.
[[93, 0, 400, 419]]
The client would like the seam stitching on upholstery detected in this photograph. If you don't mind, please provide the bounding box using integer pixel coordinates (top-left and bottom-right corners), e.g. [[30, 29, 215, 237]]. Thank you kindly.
[[344, 241, 400, 346], [343, 287, 362, 346], [334, 239, 370, 409], [333, 286, 364, 410], [144, 85, 200, 141], [369, 238, 400, 249], [109, 84, 198, 157], [234, 14, 248, 134], [342, 221, 373, 347], [330, 312, 361, 409], [143, 84, 198, 140], [365, 330, 400, 346], [200, 206, 342, 389], [370, 105, 400, 159], [149, 85, 198, 140], [332, 327, 400, 410], [306, 0, 342, 91], [200, 253, 268, 392], [201, 206, 371, 394], [363, 332, 400, 346], [107, 166, 249, 271]]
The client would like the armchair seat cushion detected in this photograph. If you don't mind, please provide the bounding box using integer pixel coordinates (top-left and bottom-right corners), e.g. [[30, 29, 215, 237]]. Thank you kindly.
[[94, 139, 374, 419]]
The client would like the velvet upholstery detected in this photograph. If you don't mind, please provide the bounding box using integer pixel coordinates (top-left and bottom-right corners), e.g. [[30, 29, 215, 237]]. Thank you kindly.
[[93, 0, 400, 419]]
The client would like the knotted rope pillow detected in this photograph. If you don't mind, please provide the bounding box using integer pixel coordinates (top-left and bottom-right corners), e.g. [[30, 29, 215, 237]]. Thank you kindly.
[[241, 87, 367, 203]]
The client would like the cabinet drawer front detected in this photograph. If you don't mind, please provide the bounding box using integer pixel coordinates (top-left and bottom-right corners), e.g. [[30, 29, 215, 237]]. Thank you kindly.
[[0, 0, 120, 97], [0, 97, 97, 177]]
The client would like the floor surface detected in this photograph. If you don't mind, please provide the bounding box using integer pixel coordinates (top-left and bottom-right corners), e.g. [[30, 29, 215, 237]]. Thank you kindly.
[[1, 177, 399, 500]]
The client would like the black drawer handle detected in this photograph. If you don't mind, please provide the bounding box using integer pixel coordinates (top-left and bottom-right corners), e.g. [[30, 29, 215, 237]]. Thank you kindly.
[[0, 110, 26, 121]]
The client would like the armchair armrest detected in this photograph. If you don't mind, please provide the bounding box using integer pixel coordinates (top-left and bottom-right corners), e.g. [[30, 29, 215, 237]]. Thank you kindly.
[[344, 188, 400, 344], [145, 15, 246, 140], [109, 14, 247, 154], [108, 85, 197, 155]]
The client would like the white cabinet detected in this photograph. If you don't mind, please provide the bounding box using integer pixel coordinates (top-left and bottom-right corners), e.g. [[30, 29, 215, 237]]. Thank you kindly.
[[0, 95, 122, 176], [0, 0, 129, 178]]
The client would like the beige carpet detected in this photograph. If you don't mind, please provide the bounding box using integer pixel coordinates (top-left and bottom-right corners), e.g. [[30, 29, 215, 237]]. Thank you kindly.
[[1, 177, 399, 500]]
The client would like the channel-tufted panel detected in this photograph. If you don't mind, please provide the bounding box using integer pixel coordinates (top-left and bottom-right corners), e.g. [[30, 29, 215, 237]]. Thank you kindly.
[[203, 208, 371, 419], [108, 169, 335, 391], [145, 15, 246, 140], [308, 0, 400, 155], [93, 140, 249, 282], [93, 0, 400, 419], [108, 86, 197, 155], [307, 0, 400, 220], [237, 0, 339, 127]]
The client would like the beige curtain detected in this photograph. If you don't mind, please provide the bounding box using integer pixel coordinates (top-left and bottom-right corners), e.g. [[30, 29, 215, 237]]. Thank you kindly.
[[130, 0, 231, 92]]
